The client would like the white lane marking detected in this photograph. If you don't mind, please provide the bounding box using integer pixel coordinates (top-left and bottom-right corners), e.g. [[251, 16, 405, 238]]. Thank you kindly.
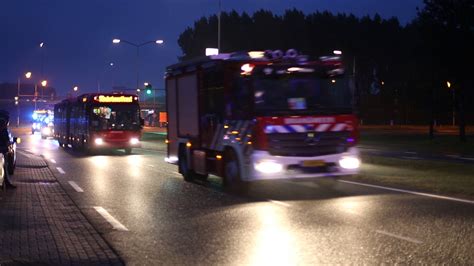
[[446, 154, 461, 158], [148, 164, 155, 167], [340, 180, 474, 205], [93, 207, 129, 231], [401, 156, 421, 160], [376, 230, 423, 244], [404, 151, 417, 154], [56, 167, 66, 174], [50, 159, 57, 164], [460, 157, 474, 161], [68, 181, 84, 192], [268, 199, 291, 207]]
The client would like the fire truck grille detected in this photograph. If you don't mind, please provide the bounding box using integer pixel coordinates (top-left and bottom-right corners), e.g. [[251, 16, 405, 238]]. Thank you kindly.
[[267, 131, 350, 157]]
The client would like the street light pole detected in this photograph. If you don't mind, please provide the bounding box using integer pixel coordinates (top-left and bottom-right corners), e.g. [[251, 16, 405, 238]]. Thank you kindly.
[[112, 38, 164, 95], [218, 0, 221, 52], [447, 81, 455, 126], [452, 86, 455, 126], [136, 46, 140, 94]]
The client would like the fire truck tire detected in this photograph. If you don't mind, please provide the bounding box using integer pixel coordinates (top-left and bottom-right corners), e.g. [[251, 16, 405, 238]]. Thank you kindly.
[[178, 146, 196, 181], [223, 149, 248, 193]]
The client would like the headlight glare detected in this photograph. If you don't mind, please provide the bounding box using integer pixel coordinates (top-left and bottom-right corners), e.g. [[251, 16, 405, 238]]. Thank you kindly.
[[339, 157, 361, 169], [254, 161, 283, 174]]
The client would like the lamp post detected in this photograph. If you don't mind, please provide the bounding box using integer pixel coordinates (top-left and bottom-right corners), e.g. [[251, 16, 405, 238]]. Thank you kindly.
[[112, 38, 164, 94], [447, 81, 455, 126], [16, 72, 32, 127], [218, 0, 221, 52]]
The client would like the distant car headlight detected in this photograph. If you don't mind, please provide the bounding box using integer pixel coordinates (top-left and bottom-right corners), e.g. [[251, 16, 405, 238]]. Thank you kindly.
[[130, 138, 139, 145], [94, 138, 104, 145], [339, 157, 361, 169], [254, 161, 283, 174]]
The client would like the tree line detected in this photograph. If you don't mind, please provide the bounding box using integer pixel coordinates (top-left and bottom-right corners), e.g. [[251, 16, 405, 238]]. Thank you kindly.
[[177, 0, 473, 137]]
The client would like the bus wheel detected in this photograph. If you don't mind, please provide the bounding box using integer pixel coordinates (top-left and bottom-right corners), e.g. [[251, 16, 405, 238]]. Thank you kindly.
[[223, 150, 248, 193], [124, 148, 132, 154]]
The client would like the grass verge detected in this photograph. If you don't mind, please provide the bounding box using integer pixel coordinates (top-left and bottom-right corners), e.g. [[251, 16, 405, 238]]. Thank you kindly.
[[141, 132, 167, 141], [344, 154, 474, 200], [360, 132, 474, 156]]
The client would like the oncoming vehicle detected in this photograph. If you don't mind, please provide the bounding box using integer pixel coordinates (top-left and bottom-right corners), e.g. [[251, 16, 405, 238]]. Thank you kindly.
[[32, 109, 52, 134], [54, 93, 143, 154], [40, 114, 54, 139], [165, 49, 359, 190]]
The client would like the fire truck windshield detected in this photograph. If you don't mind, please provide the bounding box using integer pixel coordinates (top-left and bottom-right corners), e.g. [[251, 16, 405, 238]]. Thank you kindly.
[[253, 74, 353, 116], [91, 104, 140, 131]]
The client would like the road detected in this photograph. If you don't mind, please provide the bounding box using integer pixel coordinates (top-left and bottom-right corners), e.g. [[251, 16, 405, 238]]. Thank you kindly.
[[17, 132, 474, 265]]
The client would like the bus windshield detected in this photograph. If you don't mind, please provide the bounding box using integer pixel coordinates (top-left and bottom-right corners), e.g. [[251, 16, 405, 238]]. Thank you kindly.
[[91, 104, 140, 131], [253, 73, 353, 116]]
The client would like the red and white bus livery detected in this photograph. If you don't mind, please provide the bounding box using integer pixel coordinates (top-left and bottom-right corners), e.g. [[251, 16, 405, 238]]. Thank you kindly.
[[165, 50, 360, 189], [54, 93, 143, 154]]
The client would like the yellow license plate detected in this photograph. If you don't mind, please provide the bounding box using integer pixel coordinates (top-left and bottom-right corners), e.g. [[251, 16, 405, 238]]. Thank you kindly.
[[302, 160, 326, 167]]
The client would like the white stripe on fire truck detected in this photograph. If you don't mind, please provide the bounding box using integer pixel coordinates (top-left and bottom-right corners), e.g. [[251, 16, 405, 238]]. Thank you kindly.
[[315, 124, 331, 132], [331, 123, 346, 132], [291, 125, 306, 132]]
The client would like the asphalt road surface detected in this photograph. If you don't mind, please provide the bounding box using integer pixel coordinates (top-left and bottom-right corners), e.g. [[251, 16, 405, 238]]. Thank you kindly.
[[16, 133, 474, 265]]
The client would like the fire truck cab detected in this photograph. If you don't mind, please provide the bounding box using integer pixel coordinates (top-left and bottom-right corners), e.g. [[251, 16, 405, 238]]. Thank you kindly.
[[165, 50, 360, 189]]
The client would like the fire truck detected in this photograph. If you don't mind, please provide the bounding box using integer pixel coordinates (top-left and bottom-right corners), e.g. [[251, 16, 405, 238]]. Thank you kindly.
[[54, 93, 143, 154], [165, 50, 360, 189]]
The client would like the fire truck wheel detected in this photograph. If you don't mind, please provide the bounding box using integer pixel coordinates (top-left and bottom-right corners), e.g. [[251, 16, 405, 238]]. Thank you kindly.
[[224, 150, 248, 193], [179, 147, 195, 182]]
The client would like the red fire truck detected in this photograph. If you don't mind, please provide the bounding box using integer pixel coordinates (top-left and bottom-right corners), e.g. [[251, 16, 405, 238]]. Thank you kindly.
[[54, 93, 143, 154], [165, 50, 360, 189]]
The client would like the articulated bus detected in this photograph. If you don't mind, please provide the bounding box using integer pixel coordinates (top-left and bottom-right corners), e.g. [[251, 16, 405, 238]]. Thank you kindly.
[[54, 93, 143, 154]]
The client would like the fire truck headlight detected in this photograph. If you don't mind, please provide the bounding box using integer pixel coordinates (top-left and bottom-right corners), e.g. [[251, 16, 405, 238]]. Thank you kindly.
[[94, 138, 104, 145], [339, 157, 361, 170], [42, 127, 51, 135], [130, 138, 139, 145], [254, 161, 283, 174]]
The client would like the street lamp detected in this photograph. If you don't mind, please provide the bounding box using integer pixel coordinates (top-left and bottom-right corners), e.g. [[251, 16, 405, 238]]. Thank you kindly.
[[112, 38, 164, 93], [16, 72, 34, 127], [447, 81, 455, 126], [41, 80, 48, 87], [73, 86, 78, 92]]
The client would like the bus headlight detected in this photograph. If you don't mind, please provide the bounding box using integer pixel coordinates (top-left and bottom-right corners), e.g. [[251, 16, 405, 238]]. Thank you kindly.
[[339, 157, 361, 169], [130, 138, 139, 145], [94, 138, 104, 145], [254, 161, 283, 174]]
